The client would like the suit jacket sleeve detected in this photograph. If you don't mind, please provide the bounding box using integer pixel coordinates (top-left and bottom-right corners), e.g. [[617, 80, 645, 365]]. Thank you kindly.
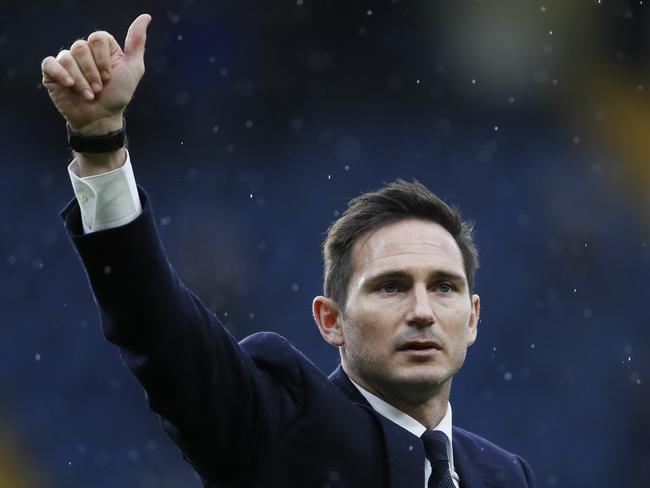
[[61, 187, 304, 485], [518, 454, 536, 487]]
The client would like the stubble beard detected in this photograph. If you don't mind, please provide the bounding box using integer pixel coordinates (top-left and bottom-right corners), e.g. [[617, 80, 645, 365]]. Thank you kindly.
[[343, 333, 466, 407]]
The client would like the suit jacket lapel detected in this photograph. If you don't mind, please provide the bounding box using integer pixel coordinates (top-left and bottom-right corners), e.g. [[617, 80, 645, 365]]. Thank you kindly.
[[452, 427, 506, 488], [328, 365, 424, 488]]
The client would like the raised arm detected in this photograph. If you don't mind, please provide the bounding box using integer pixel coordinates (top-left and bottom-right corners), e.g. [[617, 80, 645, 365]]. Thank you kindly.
[[43, 16, 306, 485]]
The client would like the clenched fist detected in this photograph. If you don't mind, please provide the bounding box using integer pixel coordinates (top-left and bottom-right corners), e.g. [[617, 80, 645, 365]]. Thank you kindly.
[[41, 14, 151, 136]]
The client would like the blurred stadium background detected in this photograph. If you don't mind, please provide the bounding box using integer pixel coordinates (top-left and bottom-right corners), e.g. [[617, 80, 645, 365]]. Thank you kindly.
[[1, 0, 649, 486]]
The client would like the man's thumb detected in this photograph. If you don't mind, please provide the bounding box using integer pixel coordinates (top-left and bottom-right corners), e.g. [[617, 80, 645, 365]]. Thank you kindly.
[[124, 14, 152, 62]]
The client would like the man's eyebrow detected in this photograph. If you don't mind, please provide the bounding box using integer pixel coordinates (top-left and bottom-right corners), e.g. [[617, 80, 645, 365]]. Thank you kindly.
[[364, 270, 410, 284], [364, 270, 467, 285], [428, 270, 467, 284]]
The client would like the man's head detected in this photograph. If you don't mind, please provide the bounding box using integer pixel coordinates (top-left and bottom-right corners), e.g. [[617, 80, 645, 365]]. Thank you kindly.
[[312, 180, 481, 405]]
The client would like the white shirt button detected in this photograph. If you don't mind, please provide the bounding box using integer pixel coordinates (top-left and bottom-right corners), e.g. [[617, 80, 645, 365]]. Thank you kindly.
[[78, 192, 89, 204]]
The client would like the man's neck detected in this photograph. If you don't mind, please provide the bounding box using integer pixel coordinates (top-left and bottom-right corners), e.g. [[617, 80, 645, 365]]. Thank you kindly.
[[342, 363, 451, 430]]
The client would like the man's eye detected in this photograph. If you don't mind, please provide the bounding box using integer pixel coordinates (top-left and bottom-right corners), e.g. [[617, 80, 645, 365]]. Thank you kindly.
[[438, 282, 454, 293], [378, 283, 400, 293]]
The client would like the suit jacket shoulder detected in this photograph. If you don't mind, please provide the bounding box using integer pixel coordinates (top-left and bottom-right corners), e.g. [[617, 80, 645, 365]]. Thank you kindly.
[[453, 426, 536, 487]]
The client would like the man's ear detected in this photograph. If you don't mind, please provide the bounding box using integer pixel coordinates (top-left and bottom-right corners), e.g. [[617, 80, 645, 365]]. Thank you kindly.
[[312, 296, 345, 347]]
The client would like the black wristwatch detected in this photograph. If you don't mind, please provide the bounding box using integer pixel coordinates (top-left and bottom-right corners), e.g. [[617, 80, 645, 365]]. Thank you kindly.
[[67, 119, 127, 153]]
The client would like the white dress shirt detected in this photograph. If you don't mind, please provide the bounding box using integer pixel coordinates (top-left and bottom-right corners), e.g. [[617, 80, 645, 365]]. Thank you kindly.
[[67, 154, 460, 487], [350, 379, 461, 488]]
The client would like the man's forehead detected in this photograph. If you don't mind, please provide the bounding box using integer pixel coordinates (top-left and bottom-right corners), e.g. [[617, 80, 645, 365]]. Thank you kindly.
[[352, 219, 463, 267], [362, 241, 450, 262]]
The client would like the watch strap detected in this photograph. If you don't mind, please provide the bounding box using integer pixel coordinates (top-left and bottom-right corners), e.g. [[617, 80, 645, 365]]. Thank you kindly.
[[67, 119, 127, 153]]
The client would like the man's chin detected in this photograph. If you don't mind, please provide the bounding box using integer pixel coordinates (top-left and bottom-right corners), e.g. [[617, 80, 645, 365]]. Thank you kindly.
[[392, 366, 452, 392]]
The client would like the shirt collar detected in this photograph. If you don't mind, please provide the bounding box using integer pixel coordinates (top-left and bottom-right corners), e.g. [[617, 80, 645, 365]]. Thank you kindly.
[[348, 378, 454, 464]]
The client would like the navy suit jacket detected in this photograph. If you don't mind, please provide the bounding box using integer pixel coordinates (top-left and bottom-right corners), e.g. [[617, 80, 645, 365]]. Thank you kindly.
[[62, 189, 535, 488]]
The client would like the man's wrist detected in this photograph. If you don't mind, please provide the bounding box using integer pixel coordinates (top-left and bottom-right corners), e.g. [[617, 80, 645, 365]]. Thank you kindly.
[[68, 114, 124, 136], [68, 117, 127, 154], [75, 147, 127, 177]]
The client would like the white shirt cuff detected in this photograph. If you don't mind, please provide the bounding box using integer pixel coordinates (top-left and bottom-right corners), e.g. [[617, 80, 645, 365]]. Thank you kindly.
[[67, 150, 142, 234]]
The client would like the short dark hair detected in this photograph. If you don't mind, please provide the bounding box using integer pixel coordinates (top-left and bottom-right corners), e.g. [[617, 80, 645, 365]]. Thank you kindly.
[[322, 179, 479, 310]]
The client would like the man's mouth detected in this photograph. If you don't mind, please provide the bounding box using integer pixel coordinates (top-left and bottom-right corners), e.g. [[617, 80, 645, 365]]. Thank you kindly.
[[397, 340, 442, 351]]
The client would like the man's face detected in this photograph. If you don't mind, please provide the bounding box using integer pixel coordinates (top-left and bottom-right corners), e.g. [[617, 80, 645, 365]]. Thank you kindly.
[[340, 218, 480, 403]]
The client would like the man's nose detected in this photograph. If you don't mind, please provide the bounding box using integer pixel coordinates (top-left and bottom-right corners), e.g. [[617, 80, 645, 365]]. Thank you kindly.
[[405, 284, 435, 327]]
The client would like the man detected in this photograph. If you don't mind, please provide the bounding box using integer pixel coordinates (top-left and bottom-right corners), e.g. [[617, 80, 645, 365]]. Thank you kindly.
[[42, 14, 535, 487]]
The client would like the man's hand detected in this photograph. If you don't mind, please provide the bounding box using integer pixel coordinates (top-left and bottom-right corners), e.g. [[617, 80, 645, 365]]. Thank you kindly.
[[41, 14, 151, 135]]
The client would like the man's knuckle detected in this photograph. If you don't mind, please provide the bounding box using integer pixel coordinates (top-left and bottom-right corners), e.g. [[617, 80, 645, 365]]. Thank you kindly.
[[70, 40, 88, 53], [41, 56, 53, 71], [56, 50, 71, 63], [88, 31, 108, 44]]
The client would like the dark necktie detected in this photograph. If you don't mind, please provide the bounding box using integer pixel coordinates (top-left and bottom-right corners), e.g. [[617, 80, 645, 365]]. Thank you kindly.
[[421, 430, 455, 488]]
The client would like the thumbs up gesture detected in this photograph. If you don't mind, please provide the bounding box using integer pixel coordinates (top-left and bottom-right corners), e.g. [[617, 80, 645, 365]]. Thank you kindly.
[[41, 14, 151, 135]]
